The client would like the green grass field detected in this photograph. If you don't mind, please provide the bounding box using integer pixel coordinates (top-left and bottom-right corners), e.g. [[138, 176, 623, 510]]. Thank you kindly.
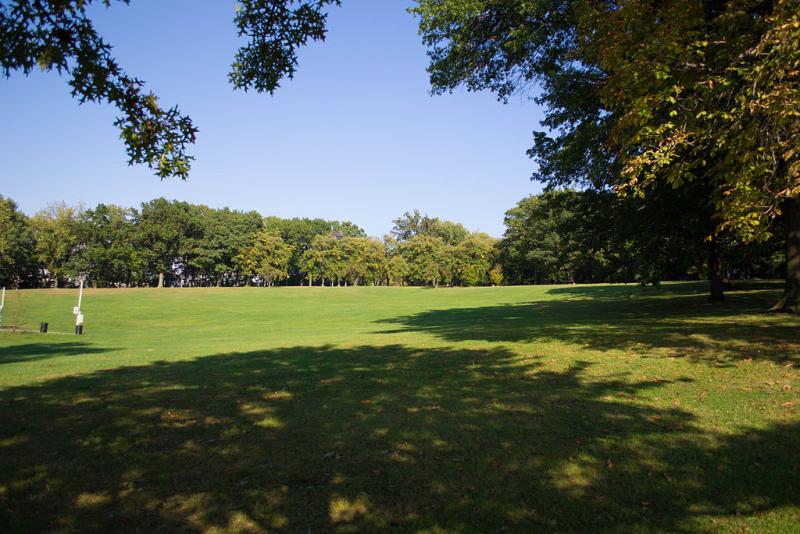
[[0, 282, 798, 532]]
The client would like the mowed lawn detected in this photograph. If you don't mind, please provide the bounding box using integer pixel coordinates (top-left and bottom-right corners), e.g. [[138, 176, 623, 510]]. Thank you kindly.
[[0, 283, 798, 532]]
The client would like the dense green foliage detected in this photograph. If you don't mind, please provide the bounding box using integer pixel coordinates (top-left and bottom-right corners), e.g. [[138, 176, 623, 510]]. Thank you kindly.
[[0, 197, 508, 288], [500, 188, 784, 286], [235, 228, 294, 286], [0, 196, 36, 287], [414, 0, 800, 310], [0, 283, 798, 531]]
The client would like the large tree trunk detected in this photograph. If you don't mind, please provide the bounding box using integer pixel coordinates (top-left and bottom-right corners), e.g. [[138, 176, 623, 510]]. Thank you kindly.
[[157, 272, 164, 288], [707, 237, 725, 302], [771, 197, 800, 313]]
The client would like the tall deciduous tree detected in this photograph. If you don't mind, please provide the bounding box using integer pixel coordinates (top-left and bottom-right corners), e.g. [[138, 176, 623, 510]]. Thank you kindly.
[[137, 198, 194, 287], [338, 236, 387, 286], [68, 203, 143, 287], [399, 234, 447, 287], [0, 196, 36, 288], [414, 0, 799, 310], [386, 253, 409, 286], [264, 216, 365, 285], [184, 206, 262, 286], [236, 229, 293, 286], [30, 202, 81, 287], [455, 232, 497, 286]]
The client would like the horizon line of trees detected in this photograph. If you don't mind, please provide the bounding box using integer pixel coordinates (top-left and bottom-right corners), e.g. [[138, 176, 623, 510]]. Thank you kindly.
[[0, 197, 502, 289], [1, 193, 785, 291]]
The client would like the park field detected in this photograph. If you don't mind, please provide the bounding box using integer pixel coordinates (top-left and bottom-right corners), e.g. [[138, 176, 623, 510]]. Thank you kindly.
[[0, 282, 798, 532]]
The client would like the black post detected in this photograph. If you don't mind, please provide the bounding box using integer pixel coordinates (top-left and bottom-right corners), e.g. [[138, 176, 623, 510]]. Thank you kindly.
[[39, 322, 48, 333]]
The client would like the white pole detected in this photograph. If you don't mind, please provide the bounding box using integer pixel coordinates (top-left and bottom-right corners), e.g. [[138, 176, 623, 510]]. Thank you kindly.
[[74, 280, 85, 334], [0, 287, 5, 325]]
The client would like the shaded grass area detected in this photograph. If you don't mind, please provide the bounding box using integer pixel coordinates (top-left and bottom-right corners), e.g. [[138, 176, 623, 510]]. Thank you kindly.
[[0, 342, 114, 365], [1, 345, 798, 532], [0, 282, 798, 532], [380, 282, 800, 366]]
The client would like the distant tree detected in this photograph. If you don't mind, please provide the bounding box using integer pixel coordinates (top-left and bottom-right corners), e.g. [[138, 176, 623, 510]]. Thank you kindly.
[[184, 206, 262, 286], [0, 196, 37, 288], [499, 188, 720, 286], [488, 264, 503, 286], [339, 236, 386, 286], [264, 217, 365, 285], [391, 210, 429, 241], [454, 232, 497, 286], [30, 202, 81, 287], [235, 229, 293, 287], [433, 220, 469, 247], [299, 233, 344, 286], [391, 210, 468, 246], [298, 246, 323, 286], [0, 0, 342, 178], [68, 204, 143, 287], [500, 192, 583, 285], [137, 198, 195, 287], [330, 220, 367, 239], [399, 234, 447, 287], [386, 254, 409, 286]]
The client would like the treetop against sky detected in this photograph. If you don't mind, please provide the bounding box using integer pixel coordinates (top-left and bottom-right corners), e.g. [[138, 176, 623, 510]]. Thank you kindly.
[[0, 0, 541, 239]]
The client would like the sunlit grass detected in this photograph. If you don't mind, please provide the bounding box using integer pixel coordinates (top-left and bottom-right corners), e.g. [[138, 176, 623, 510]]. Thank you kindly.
[[0, 282, 798, 531]]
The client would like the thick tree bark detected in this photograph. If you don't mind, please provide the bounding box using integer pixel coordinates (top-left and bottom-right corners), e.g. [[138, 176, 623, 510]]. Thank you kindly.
[[157, 272, 164, 288], [771, 197, 800, 313], [707, 237, 725, 302]]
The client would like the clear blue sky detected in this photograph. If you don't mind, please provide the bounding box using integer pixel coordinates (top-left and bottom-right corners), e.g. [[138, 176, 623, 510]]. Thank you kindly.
[[0, 0, 543, 238]]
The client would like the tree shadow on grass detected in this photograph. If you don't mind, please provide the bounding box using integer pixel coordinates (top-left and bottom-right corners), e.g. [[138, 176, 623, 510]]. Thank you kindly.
[[0, 344, 797, 532], [544, 280, 784, 300], [378, 284, 800, 365], [0, 342, 114, 365]]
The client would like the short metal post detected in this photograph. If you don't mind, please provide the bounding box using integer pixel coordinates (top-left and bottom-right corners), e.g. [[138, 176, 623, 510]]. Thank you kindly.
[[74, 280, 85, 335]]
